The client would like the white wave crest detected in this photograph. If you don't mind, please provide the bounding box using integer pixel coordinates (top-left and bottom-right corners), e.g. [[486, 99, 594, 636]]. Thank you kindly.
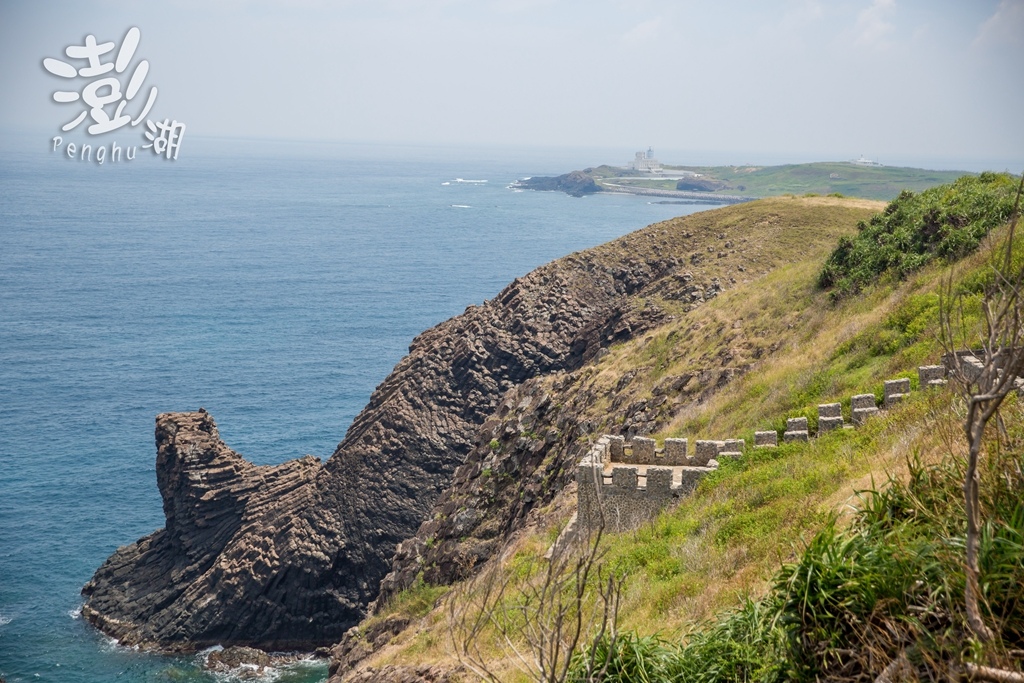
[[209, 665, 281, 682]]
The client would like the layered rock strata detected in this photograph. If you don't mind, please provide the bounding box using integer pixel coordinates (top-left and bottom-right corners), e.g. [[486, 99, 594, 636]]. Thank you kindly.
[[82, 237, 681, 650]]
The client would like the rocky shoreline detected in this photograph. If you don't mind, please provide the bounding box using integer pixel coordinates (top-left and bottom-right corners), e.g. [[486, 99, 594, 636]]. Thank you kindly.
[[82, 227, 683, 651], [512, 170, 751, 203]]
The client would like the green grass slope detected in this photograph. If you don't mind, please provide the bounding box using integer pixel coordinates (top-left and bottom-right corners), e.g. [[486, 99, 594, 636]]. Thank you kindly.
[[337, 175, 1023, 683], [595, 162, 970, 201]]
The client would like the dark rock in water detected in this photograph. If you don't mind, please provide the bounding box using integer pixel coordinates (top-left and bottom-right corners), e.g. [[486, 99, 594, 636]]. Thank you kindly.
[[206, 646, 272, 673], [82, 235, 679, 651], [515, 170, 601, 197], [81, 411, 325, 651]]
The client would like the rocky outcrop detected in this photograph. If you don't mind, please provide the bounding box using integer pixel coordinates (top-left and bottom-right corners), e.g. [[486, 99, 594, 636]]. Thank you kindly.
[[82, 226, 683, 651], [81, 410, 326, 651], [205, 646, 272, 674], [328, 615, 412, 678], [513, 170, 601, 197]]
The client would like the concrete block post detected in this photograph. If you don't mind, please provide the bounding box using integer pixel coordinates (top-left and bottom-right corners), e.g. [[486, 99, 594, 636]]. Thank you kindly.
[[818, 417, 844, 434], [883, 378, 911, 409], [918, 365, 947, 388], [664, 438, 688, 465], [693, 440, 721, 466], [646, 467, 673, 494], [611, 466, 638, 490], [784, 416, 810, 442], [818, 402, 842, 418], [754, 430, 778, 448], [723, 438, 745, 452], [720, 438, 744, 459], [678, 468, 705, 494], [851, 393, 879, 425], [817, 402, 844, 435], [632, 437, 656, 465]]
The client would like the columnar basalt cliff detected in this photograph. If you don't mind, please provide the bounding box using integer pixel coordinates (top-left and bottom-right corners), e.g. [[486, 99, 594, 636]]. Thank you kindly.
[[81, 220, 701, 650], [82, 410, 325, 650], [83, 198, 881, 655]]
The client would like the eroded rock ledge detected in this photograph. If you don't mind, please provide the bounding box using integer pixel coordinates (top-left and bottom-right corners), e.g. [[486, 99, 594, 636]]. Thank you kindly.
[[82, 410, 325, 651]]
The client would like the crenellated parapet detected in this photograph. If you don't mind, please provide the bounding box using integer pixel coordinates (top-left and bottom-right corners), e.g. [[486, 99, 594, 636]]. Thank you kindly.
[[573, 364, 961, 536], [576, 435, 718, 533]]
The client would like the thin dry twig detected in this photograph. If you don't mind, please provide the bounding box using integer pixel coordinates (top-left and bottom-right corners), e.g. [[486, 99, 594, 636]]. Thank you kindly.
[[966, 663, 1024, 683]]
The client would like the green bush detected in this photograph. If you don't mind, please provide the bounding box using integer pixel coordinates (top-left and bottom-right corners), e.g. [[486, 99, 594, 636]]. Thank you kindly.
[[819, 173, 1019, 299]]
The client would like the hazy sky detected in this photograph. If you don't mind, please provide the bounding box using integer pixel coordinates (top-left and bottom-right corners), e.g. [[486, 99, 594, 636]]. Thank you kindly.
[[1, 0, 1022, 169]]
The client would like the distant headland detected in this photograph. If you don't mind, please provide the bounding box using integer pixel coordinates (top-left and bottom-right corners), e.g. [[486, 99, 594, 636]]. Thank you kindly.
[[512, 149, 971, 202]]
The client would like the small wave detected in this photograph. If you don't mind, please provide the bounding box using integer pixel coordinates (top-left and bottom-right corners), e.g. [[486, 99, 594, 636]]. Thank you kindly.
[[209, 664, 282, 682], [440, 181, 450, 186], [453, 178, 487, 184], [100, 634, 139, 653], [0, 612, 12, 626], [450, 204, 471, 208], [68, 605, 82, 620], [200, 647, 327, 683]]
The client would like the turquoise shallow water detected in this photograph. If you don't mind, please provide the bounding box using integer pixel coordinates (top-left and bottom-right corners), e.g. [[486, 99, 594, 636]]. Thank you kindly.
[[0, 134, 721, 682]]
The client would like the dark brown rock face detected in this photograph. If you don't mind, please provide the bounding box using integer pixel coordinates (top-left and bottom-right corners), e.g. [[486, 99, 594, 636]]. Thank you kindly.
[[81, 410, 326, 650], [82, 240, 678, 651]]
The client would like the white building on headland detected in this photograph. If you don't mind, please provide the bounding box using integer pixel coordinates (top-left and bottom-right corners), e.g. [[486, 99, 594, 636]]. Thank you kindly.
[[629, 147, 662, 172]]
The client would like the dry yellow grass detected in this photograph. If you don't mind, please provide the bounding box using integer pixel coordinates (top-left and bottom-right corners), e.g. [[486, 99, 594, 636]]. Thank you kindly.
[[335, 196, 983, 681]]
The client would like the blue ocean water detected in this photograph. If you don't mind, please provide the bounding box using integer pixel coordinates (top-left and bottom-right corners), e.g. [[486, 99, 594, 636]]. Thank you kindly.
[[0, 133, 721, 682]]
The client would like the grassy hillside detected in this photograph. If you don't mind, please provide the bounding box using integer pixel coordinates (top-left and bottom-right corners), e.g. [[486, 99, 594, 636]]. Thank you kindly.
[[589, 162, 968, 201], [336, 180, 1023, 682]]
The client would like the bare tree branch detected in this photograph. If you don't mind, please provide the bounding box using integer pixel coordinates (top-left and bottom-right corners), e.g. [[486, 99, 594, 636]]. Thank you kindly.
[[447, 451, 625, 683], [940, 171, 1024, 644]]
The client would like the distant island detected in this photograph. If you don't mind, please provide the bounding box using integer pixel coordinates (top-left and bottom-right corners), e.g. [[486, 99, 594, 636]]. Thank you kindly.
[[513, 150, 971, 202]]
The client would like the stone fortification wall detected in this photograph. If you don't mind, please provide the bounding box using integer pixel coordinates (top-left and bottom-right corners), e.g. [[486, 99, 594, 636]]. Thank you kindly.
[[576, 435, 718, 533], [576, 364, 958, 536]]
